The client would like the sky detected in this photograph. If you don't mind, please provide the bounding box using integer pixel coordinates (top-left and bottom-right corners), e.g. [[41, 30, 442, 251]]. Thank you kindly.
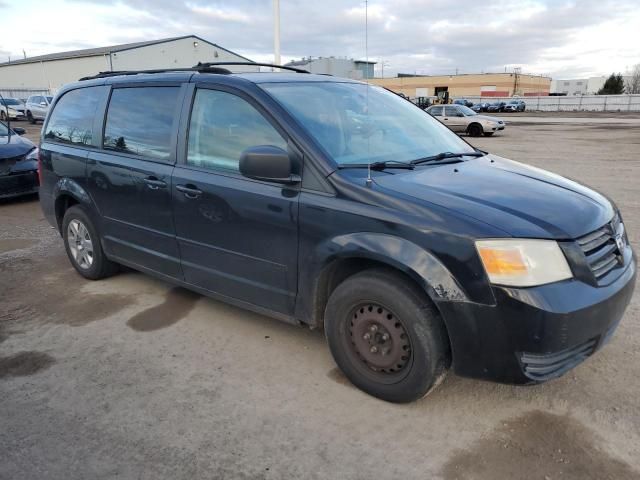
[[1, 0, 639, 79]]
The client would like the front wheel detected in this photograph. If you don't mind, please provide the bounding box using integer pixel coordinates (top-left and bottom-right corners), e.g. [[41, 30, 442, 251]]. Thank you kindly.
[[27, 111, 36, 124], [62, 205, 118, 280], [0, 111, 5, 121], [468, 123, 483, 137], [324, 269, 450, 403]]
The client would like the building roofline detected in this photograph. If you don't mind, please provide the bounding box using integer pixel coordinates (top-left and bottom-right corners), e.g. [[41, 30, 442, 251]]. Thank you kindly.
[[0, 35, 253, 67]]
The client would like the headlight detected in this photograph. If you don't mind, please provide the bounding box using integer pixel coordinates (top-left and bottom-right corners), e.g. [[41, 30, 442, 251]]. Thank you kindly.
[[25, 147, 39, 161], [476, 239, 572, 287]]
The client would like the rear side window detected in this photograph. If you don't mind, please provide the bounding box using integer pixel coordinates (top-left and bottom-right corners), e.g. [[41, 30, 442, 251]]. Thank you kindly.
[[44, 86, 107, 146], [103, 87, 180, 162], [429, 107, 443, 116], [187, 89, 286, 172]]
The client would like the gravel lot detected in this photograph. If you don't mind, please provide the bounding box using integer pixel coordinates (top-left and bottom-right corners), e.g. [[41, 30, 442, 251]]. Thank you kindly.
[[1, 119, 639, 479]]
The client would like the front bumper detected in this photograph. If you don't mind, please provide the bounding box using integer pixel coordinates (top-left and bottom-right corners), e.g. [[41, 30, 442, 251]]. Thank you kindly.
[[0, 170, 39, 199], [438, 255, 636, 384]]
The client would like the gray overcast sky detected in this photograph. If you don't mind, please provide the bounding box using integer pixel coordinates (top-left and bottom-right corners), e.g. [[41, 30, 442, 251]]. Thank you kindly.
[[2, 0, 639, 79]]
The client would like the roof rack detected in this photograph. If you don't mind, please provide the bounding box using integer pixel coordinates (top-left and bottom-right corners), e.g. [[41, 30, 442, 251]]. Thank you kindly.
[[79, 62, 310, 81], [194, 61, 310, 74]]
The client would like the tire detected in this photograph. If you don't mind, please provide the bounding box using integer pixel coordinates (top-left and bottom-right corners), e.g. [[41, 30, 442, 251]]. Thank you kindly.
[[62, 205, 118, 280], [324, 268, 449, 403], [468, 123, 483, 137], [0, 111, 5, 121], [483, 132, 494, 137], [27, 111, 35, 124]]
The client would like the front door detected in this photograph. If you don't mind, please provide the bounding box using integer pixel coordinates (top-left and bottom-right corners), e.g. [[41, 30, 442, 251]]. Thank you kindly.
[[172, 86, 299, 315], [86, 84, 185, 278], [443, 106, 466, 132]]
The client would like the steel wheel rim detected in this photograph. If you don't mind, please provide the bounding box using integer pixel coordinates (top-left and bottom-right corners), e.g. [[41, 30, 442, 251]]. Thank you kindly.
[[345, 302, 413, 384], [67, 219, 94, 269]]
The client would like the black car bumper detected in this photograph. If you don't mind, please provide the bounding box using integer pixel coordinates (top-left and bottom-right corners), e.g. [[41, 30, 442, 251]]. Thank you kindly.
[[439, 255, 636, 384], [0, 170, 39, 199]]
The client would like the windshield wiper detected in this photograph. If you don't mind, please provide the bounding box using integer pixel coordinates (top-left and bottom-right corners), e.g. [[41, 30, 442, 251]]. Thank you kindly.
[[339, 160, 415, 170], [410, 151, 485, 165]]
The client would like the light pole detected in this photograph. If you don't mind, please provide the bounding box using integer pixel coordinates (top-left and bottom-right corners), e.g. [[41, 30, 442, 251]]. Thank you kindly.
[[380, 60, 390, 78], [273, 0, 281, 66]]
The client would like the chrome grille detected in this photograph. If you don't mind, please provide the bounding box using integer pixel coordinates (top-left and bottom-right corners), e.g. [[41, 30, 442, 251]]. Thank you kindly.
[[577, 216, 623, 280]]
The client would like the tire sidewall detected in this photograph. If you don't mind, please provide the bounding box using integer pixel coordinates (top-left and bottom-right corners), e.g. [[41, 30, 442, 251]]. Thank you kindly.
[[325, 271, 447, 403], [62, 205, 107, 280]]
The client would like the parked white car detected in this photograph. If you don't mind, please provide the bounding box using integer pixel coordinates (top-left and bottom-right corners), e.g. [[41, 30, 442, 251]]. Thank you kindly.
[[426, 104, 505, 137], [25, 95, 53, 124], [0, 98, 26, 121]]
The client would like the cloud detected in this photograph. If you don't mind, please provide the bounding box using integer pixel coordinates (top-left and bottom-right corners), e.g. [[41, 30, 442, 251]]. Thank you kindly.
[[4, 0, 640, 78]]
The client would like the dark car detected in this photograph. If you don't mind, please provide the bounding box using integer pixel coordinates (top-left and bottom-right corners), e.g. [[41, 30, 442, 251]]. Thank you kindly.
[[505, 99, 526, 112], [39, 65, 636, 403], [486, 101, 506, 112], [471, 102, 489, 112], [453, 99, 473, 107], [0, 122, 39, 199]]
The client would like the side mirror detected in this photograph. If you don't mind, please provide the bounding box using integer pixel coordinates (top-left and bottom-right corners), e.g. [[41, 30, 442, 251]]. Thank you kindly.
[[13, 127, 26, 135], [239, 145, 300, 184]]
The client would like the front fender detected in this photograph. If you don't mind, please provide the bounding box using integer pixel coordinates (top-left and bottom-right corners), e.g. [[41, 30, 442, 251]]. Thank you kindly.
[[296, 232, 471, 327]]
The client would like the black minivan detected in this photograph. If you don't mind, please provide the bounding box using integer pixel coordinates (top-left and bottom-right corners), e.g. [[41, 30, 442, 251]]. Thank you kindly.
[[39, 65, 636, 402]]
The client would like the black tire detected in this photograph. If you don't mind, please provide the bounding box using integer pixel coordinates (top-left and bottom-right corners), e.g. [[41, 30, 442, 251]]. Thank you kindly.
[[0, 111, 5, 121], [324, 268, 449, 403], [62, 205, 118, 280], [483, 132, 494, 137], [468, 123, 483, 137], [27, 111, 35, 124]]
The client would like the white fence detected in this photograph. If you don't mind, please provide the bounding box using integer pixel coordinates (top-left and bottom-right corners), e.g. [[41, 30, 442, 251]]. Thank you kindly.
[[464, 95, 640, 112]]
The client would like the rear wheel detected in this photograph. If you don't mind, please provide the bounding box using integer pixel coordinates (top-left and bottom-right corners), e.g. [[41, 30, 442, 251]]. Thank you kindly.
[[468, 123, 483, 137], [325, 269, 449, 403], [62, 205, 118, 280]]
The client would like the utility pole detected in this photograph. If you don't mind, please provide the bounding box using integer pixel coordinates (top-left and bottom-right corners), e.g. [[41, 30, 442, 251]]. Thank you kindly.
[[273, 0, 281, 66]]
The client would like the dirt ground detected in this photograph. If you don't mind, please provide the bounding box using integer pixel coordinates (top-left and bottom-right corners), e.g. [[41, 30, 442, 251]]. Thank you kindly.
[[1, 120, 639, 479]]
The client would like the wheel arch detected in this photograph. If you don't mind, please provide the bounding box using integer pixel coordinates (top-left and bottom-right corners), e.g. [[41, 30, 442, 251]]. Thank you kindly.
[[301, 233, 469, 332], [53, 178, 96, 232]]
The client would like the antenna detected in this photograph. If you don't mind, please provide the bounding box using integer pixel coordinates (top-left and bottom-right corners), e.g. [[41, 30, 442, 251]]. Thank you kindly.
[[365, 0, 372, 187]]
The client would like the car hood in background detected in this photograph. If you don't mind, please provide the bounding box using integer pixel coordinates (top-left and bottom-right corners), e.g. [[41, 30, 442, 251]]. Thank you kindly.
[[0, 134, 36, 175], [473, 114, 503, 123], [373, 155, 613, 239]]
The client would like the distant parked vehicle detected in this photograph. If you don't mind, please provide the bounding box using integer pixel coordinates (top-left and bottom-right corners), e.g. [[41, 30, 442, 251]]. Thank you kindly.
[[0, 98, 26, 121], [0, 121, 39, 199], [426, 104, 505, 137], [471, 102, 489, 112], [504, 100, 526, 112], [486, 101, 506, 112], [25, 95, 53, 124], [453, 99, 474, 107]]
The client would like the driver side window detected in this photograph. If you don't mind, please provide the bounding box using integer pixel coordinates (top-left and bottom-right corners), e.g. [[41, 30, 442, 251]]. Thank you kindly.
[[187, 89, 287, 172]]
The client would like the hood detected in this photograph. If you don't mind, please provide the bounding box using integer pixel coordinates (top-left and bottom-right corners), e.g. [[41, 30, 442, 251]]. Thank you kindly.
[[474, 114, 503, 123], [373, 155, 614, 239]]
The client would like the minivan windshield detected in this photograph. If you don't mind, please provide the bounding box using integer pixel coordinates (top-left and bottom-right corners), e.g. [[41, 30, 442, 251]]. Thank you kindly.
[[261, 82, 475, 166]]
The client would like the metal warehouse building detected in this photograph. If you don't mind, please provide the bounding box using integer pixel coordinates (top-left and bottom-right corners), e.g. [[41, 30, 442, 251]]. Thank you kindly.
[[370, 72, 551, 99], [0, 35, 257, 93]]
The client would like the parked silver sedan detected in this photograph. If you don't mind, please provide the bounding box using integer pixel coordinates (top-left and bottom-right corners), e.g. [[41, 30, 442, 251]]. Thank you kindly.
[[426, 104, 505, 137]]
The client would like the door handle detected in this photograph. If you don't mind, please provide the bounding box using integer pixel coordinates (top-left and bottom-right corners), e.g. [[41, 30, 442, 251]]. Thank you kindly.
[[176, 184, 203, 199], [143, 176, 167, 190]]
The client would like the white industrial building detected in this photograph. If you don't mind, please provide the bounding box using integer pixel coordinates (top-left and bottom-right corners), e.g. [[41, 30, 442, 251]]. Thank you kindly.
[[0, 35, 257, 93], [551, 75, 632, 95], [284, 57, 375, 79]]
